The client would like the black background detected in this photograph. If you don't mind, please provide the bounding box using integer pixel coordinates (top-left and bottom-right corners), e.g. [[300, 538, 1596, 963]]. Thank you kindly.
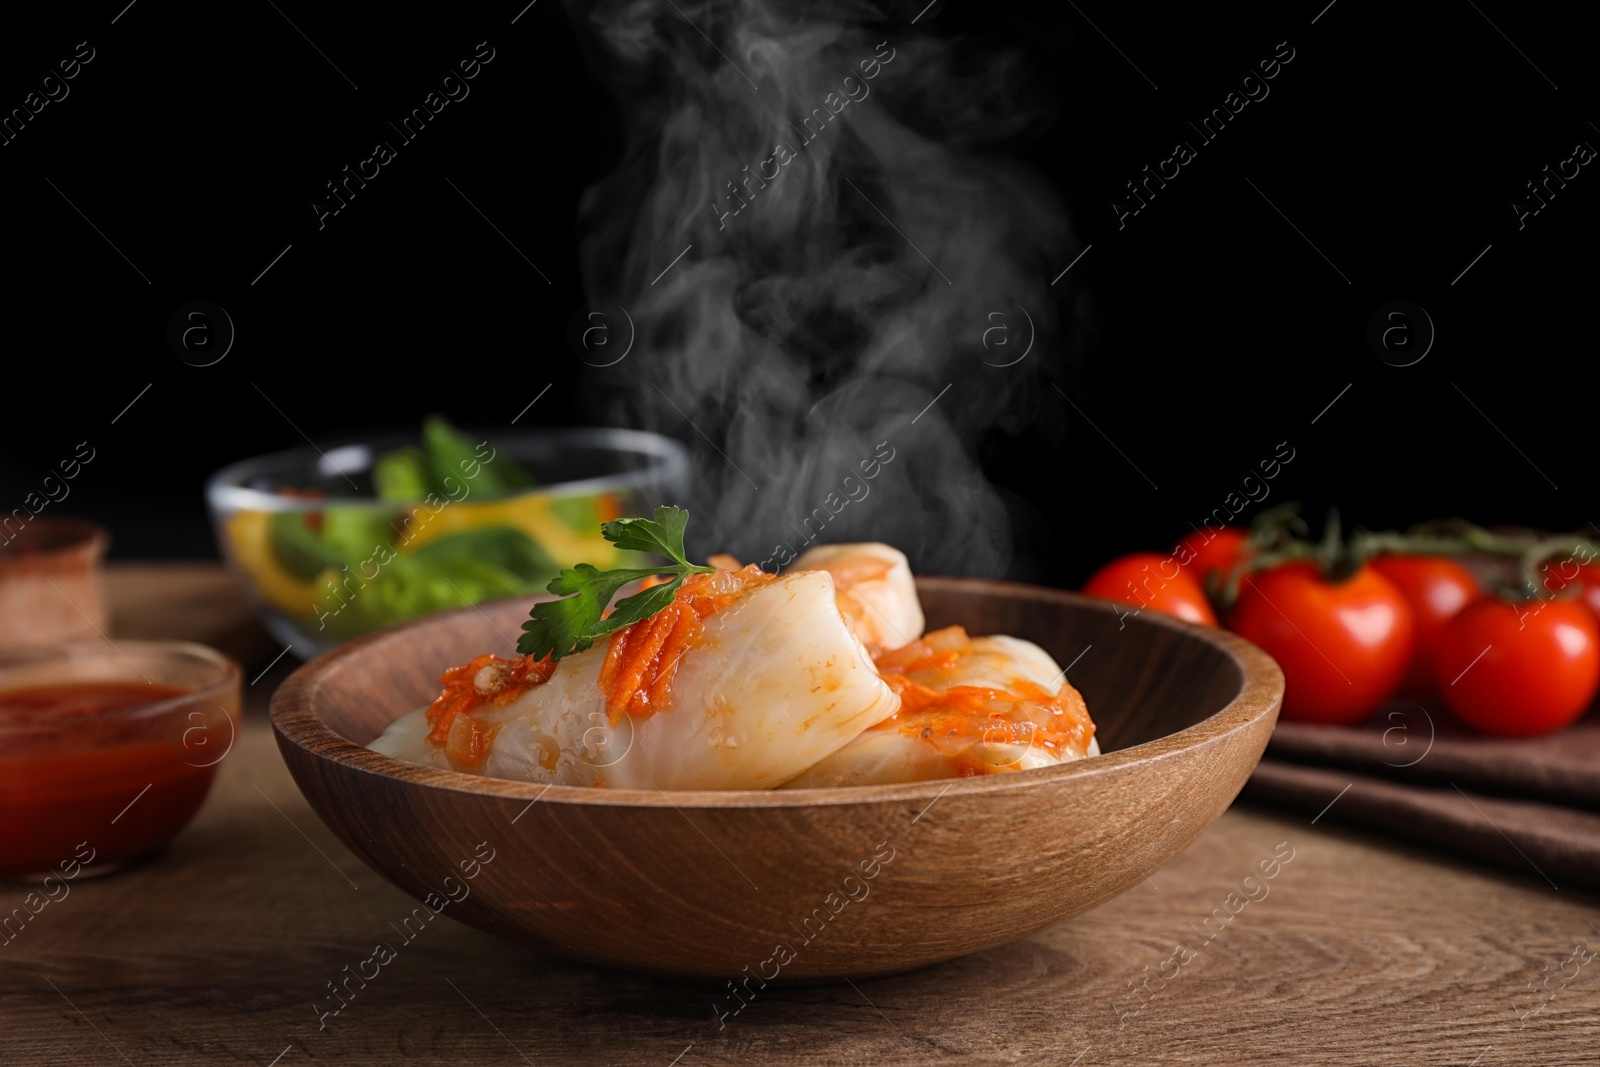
[[2, 0, 1592, 587]]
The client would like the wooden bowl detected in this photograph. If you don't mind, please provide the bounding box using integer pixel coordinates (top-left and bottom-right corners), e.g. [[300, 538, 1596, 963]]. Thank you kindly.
[[0, 517, 109, 651], [270, 578, 1282, 980]]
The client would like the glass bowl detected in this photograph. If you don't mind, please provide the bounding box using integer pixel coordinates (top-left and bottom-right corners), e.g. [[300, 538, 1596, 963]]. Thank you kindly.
[[0, 640, 241, 879], [205, 427, 691, 656]]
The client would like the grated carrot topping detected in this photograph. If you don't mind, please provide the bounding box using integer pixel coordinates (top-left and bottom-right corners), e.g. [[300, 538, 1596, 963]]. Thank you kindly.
[[424, 652, 556, 769], [598, 564, 774, 722], [873, 631, 1096, 767]]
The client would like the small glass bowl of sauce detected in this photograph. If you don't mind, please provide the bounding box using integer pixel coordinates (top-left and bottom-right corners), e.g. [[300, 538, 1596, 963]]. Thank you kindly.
[[0, 641, 241, 878]]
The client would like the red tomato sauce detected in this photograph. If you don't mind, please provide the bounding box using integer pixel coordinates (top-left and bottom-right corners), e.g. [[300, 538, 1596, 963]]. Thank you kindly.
[[0, 682, 183, 721], [0, 683, 223, 876]]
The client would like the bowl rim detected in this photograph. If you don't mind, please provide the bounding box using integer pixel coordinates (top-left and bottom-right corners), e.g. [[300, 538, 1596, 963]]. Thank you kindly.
[[0, 639, 241, 733], [0, 516, 110, 564], [269, 577, 1283, 809], [205, 426, 691, 514]]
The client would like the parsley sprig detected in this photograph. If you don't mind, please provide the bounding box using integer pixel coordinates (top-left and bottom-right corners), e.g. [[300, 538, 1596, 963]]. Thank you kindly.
[[516, 506, 715, 661]]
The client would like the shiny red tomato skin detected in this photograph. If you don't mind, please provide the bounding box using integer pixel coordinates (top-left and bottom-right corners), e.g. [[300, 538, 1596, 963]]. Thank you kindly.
[[1227, 562, 1415, 724], [1082, 552, 1218, 626], [1173, 527, 1251, 586], [1434, 597, 1600, 737], [1370, 555, 1483, 698], [1543, 560, 1600, 625]]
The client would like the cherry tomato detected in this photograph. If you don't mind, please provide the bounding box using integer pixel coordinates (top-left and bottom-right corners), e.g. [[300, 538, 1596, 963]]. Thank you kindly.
[[1173, 527, 1252, 588], [1227, 562, 1414, 724], [1082, 552, 1217, 626], [1434, 596, 1599, 736], [1542, 560, 1600, 625], [1370, 555, 1482, 698]]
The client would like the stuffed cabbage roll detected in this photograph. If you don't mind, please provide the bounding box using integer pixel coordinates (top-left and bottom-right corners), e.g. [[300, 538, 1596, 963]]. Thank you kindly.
[[792, 543, 924, 651], [783, 625, 1098, 788], [369, 566, 900, 790]]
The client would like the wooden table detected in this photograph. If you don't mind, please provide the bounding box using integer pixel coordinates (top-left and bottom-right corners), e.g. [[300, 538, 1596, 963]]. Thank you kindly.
[[4, 565, 1596, 1066]]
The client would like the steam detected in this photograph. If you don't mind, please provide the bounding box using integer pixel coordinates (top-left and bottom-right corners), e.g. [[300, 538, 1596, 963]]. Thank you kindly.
[[567, 0, 1073, 576]]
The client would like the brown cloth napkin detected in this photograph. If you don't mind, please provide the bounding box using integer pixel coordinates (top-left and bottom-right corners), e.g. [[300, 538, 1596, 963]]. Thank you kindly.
[[1240, 703, 1600, 890]]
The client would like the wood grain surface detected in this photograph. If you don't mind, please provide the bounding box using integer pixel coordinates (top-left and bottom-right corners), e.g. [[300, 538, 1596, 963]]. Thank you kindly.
[[105, 562, 281, 667], [3, 565, 1597, 1066]]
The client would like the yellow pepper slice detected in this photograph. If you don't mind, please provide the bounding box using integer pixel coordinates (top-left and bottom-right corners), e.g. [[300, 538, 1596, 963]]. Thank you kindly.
[[223, 509, 322, 616], [396, 494, 621, 568]]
